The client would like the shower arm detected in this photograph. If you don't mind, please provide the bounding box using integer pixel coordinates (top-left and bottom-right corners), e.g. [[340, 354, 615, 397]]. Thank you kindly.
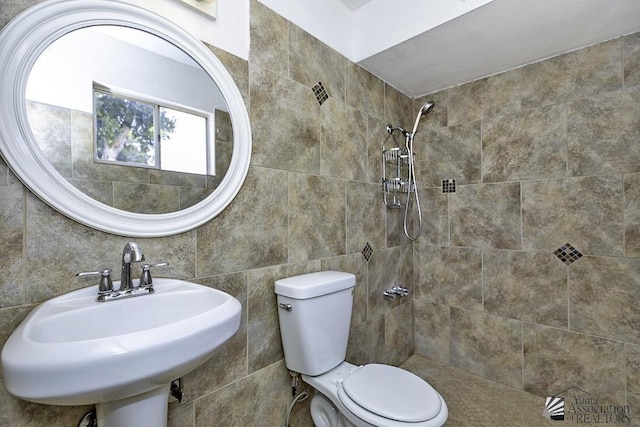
[[386, 125, 409, 138]]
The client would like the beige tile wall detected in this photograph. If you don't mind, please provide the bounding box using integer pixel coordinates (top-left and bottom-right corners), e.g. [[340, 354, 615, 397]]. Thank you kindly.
[[0, 1, 414, 426], [413, 29, 640, 421], [5, 0, 640, 425]]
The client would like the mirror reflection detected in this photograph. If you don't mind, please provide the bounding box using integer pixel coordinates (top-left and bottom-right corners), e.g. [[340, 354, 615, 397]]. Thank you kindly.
[[26, 26, 233, 214]]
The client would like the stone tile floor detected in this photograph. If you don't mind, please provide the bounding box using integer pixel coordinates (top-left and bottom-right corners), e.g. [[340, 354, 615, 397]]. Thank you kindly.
[[401, 356, 557, 426]]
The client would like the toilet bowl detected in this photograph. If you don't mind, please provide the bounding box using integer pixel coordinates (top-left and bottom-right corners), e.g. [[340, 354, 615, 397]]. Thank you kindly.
[[310, 394, 352, 427], [310, 393, 346, 427], [303, 361, 447, 427], [274, 271, 448, 427]]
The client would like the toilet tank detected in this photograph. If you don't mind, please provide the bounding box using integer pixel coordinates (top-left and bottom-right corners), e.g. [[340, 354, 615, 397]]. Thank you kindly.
[[275, 271, 355, 376]]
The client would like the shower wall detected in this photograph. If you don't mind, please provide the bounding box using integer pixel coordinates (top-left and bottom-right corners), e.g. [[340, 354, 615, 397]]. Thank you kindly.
[[413, 31, 640, 416], [0, 1, 414, 426]]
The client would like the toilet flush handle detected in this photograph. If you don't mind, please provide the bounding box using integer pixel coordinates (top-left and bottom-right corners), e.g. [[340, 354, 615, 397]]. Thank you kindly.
[[279, 302, 293, 312]]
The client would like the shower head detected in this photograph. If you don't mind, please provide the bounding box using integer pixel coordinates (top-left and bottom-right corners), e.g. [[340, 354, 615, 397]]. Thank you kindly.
[[411, 100, 435, 135]]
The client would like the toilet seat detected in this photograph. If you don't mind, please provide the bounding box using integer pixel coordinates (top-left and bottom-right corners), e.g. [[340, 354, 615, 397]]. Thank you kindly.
[[337, 364, 442, 426]]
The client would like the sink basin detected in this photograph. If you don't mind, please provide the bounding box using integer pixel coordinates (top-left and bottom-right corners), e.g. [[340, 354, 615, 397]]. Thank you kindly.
[[1, 278, 241, 410]]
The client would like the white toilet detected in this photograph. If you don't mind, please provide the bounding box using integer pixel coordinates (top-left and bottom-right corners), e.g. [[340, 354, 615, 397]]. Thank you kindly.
[[275, 271, 448, 427]]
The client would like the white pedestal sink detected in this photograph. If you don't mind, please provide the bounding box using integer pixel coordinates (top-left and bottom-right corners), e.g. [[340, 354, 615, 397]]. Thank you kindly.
[[1, 279, 242, 427]]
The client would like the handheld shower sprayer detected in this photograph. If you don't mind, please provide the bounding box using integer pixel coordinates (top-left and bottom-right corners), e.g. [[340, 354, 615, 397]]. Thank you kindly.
[[382, 100, 435, 241], [411, 101, 435, 136]]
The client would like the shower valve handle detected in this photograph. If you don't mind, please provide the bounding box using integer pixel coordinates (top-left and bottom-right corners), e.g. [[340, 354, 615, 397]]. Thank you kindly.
[[392, 285, 409, 297], [383, 285, 410, 301]]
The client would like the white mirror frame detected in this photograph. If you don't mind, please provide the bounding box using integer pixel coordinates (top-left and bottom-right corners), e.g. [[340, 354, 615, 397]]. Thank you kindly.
[[0, 0, 251, 237]]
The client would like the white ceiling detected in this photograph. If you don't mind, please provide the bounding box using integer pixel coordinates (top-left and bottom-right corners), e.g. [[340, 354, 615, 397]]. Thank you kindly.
[[339, 0, 373, 12], [339, 0, 640, 97]]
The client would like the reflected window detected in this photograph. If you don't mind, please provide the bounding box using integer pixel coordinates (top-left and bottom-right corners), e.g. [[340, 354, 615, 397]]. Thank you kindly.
[[94, 84, 213, 175]]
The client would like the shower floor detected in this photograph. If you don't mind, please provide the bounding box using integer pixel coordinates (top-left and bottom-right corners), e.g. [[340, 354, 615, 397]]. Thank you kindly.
[[400, 356, 556, 426]]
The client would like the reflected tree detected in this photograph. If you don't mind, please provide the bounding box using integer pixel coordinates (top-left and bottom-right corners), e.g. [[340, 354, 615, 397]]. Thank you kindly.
[[95, 92, 175, 165]]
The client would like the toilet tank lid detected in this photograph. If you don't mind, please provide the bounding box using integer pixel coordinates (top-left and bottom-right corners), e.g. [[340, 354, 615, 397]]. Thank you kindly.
[[275, 271, 355, 299]]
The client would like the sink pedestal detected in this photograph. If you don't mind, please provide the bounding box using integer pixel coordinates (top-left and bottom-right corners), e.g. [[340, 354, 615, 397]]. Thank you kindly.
[[96, 384, 170, 427]]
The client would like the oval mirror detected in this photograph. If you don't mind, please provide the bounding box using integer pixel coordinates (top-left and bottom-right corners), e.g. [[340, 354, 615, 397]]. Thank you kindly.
[[0, 0, 251, 237]]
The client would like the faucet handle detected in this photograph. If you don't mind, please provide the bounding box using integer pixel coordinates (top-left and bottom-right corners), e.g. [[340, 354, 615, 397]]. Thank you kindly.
[[139, 262, 169, 289], [76, 269, 114, 295], [391, 285, 410, 297]]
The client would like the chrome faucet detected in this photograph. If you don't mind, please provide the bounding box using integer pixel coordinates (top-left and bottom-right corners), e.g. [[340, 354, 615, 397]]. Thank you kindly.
[[121, 242, 145, 292], [76, 242, 168, 301]]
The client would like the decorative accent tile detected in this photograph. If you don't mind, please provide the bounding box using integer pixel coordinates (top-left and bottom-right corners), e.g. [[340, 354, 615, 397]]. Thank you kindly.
[[312, 81, 329, 105], [442, 178, 456, 193], [362, 242, 373, 262], [554, 243, 583, 265]]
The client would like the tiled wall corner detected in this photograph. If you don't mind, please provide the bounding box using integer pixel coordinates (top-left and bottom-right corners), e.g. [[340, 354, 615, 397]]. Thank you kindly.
[[450, 308, 522, 389], [523, 324, 625, 402], [413, 30, 640, 411]]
